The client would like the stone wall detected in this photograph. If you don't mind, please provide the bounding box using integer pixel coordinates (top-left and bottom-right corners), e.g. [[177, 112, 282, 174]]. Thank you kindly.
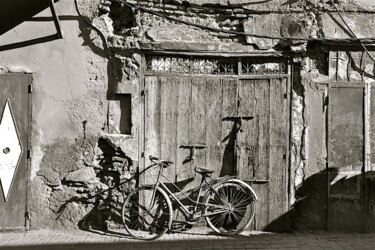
[[1, 0, 375, 231]]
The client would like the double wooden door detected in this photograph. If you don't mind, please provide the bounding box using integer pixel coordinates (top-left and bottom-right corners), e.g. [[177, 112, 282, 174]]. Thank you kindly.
[[142, 75, 289, 230]]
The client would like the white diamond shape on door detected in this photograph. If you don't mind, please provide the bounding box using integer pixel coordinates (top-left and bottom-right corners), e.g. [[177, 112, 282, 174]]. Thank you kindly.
[[0, 99, 22, 201]]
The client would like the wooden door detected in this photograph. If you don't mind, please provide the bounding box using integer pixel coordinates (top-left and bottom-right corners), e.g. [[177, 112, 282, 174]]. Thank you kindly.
[[328, 86, 366, 232], [143, 75, 289, 230], [0, 74, 31, 230], [370, 87, 375, 232], [237, 78, 288, 230]]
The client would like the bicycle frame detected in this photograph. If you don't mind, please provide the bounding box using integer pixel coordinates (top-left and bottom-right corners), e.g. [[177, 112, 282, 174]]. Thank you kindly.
[[144, 160, 249, 219], [122, 157, 259, 240]]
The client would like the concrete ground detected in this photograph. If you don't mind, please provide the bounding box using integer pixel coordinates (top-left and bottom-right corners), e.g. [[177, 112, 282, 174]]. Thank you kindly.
[[0, 227, 374, 250]]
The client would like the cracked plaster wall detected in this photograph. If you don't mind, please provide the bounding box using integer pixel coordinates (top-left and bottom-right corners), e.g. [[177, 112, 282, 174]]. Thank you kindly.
[[95, 0, 375, 230], [0, 0, 125, 229], [1, 0, 375, 230]]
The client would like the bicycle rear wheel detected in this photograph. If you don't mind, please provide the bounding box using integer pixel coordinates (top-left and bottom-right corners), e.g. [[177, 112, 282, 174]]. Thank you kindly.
[[122, 186, 173, 240], [204, 182, 256, 235]]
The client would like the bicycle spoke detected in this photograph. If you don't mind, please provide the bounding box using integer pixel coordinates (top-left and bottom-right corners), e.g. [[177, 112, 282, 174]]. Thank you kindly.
[[234, 198, 252, 209], [232, 210, 245, 223], [122, 187, 172, 240], [212, 214, 227, 228], [205, 182, 256, 235], [226, 213, 233, 226], [217, 188, 228, 204], [231, 188, 246, 205], [225, 186, 232, 203], [127, 209, 152, 230], [230, 186, 236, 203]]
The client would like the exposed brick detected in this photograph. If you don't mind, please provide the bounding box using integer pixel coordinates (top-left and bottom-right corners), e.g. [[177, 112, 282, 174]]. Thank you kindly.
[[233, 8, 244, 13], [235, 13, 248, 18], [164, 4, 178, 10], [225, 9, 233, 15]]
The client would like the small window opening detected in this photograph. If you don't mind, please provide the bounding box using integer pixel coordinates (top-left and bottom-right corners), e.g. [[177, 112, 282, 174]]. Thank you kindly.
[[108, 94, 132, 135]]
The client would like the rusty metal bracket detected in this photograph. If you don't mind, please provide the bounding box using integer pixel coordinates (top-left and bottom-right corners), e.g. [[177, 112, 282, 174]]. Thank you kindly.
[[180, 144, 207, 162], [222, 116, 254, 133], [49, 0, 63, 39]]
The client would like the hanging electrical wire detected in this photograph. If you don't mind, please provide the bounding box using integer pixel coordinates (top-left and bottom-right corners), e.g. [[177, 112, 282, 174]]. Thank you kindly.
[[74, 0, 113, 60], [329, 0, 375, 63], [108, 0, 375, 44]]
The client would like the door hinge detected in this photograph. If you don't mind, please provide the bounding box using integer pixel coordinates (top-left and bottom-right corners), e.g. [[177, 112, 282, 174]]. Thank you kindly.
[[27, 150, 31, 159], [28, 84, 33, 93], [323, 95, 328, 107], [25, 211, 31, 230]]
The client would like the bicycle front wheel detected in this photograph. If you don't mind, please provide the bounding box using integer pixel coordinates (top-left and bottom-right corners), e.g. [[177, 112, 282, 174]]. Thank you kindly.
[[122, 186, 173, 240], [204, 182, 256, 235]]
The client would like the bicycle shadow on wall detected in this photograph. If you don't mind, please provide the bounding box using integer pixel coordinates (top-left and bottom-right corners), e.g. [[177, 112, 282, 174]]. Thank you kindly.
[[56, 137, 199, 238], [264, 168, 375, 232], [220, 116, 254, 177], [56, 137, 134, 238], [220, 121, 237, 177]]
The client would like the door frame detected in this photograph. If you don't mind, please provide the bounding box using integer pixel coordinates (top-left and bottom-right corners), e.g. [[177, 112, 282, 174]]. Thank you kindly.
[[0, 73, 32, 231]]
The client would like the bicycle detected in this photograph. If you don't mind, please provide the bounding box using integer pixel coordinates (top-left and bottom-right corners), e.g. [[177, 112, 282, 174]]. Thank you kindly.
[[121, 155, 258, 240]]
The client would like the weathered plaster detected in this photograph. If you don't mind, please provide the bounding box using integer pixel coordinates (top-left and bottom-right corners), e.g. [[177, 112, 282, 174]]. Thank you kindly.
[[1, 0, 375, 231], [0, 0, 112, 228]]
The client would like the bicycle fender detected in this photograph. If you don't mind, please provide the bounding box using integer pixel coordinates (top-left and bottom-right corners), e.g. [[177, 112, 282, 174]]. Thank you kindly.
[[227, 179, 258, 200]]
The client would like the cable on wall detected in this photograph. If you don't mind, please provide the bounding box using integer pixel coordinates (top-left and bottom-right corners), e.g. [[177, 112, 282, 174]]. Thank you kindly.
[[108, 0, 375, 44], [329, 0, 375, 63], [74, 0, 113, 60]]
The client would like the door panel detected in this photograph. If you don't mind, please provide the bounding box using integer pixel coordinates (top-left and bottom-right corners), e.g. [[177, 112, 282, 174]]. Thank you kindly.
[[159, 76, 178, 183], [0, 74, 30, 230], [328, 87, 365, 232], [205, 78, 223, 183], [189, 78, 207, 189], [237, 78, 288, 230], [269, 78, 288, 225], [175, 77, 192, 190], [220, 78, 238, 177], [144, 76, 160, 184], [370, 89, 375, 232]]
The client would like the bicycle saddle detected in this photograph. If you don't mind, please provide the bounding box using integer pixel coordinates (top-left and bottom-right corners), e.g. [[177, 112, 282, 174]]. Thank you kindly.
[[194, 166, 214, 174]]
